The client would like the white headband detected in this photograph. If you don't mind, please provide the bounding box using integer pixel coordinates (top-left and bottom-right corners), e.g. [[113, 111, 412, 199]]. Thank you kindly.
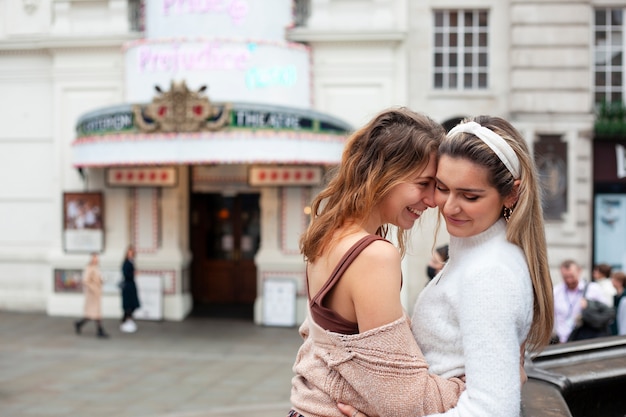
[[448, 121, 521, 179]]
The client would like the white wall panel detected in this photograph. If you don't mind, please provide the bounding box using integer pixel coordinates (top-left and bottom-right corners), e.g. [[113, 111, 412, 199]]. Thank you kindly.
[[0, 79, 52, 139], [512, 47, 590, 68], [311, 42, 401, 126], [316, 82, 389, 128], [307, 0, 405, 31], [281, 187, 306, 254], [512, 26, 590, 46], [4, 0, 51, 35], [132, 187, 159, 253], [0, 201, 53, 244], [0, 262, 48, 310], [510, 91, 591, 114], [512, 4, 589, 24], [512, 69, 589, 89], [0, 142, 54, 199]]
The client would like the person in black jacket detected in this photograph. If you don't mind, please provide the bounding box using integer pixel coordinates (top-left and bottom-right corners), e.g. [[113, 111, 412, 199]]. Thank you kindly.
[[426, 244, 449, 280], [120, 245, 140, 333]]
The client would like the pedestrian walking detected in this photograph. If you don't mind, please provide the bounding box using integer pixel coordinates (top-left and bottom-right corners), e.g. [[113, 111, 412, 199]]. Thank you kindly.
[[554, 259, 610, 342], [74, 252, 109, 338], [120, 245, 140, 333]]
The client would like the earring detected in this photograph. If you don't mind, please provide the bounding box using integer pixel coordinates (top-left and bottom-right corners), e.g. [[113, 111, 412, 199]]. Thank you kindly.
[[503, 206, 513, 223]]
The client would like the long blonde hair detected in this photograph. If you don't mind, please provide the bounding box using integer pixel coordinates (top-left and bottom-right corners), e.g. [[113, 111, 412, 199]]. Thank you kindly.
[[442, 115, 554, 353], [300, 107, 445, 262]]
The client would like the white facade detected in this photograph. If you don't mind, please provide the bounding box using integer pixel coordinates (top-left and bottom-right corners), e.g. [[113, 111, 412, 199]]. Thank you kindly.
[[290, 0, 604, 308], [0, 0, 619, 321]]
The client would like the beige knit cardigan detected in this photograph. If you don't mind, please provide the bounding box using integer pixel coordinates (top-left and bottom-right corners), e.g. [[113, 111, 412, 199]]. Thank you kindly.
[[291, 314, 465, 417]]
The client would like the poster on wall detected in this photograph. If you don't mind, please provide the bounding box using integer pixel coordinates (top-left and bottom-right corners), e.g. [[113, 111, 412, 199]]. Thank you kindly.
[[63, 192, 104, 253], [263, 278, 296, 327], [53, 269, 83, 293], [133, 274, 163, 321], [594, 193, 626, 270]]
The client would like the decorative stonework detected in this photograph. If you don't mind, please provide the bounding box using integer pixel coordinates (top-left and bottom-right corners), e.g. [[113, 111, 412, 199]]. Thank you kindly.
[[23, 0, 40, 14], [249, 166, 322, 186], [107, 167, 178, 187], [133, 81, 231, 133]]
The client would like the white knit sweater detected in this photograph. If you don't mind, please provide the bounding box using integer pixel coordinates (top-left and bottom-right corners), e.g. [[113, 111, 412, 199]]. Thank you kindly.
[[412, 219, 533, 417]]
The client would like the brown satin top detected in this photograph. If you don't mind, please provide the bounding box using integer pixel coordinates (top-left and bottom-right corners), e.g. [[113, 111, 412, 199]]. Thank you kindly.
[[308, 235, 390, 335]]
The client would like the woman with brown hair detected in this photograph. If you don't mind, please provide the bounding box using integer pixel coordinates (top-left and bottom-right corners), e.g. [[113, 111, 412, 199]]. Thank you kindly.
[[289, 107, 466, 417]]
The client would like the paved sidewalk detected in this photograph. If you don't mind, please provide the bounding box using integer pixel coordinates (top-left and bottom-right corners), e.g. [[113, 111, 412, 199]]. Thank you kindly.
[[0, 311, 302, 417]]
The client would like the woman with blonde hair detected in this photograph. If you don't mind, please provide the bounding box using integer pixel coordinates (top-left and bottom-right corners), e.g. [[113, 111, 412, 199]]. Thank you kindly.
[[74, 252, 109, 338], [339, 115, 554, 417], [290, 107, 466, 417]]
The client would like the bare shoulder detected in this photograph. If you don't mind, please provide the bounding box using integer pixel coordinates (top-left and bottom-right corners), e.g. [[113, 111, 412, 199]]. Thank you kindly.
[[355, 238, 400, 265], [347, 238, 402, 283], [348, 239, 404, 330]]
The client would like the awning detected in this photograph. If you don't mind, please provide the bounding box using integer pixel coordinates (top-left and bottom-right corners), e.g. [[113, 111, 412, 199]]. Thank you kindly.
[[72, 83, 352, 167]]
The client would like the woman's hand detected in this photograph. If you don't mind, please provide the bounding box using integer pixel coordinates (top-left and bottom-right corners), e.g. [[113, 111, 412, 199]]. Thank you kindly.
[[337, 403, 367, 417]]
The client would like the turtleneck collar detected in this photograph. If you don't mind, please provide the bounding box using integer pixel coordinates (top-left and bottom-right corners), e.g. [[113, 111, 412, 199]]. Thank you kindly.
[[448, 218, 507, 258]]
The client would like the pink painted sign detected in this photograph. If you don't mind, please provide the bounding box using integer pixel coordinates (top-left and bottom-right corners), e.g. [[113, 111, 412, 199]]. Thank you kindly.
[[124, 39, 311, 108], [145, 0, 294, 41]]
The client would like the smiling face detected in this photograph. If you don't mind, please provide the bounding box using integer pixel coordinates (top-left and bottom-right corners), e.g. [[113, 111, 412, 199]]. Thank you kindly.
[[376, 152, 437, 231], [435, 155, 511, 238]]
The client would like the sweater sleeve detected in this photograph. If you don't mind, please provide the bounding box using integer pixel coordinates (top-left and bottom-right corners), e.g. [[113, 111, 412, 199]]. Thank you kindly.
[[425, 262, 530, 417], [320, 315, 465, 416]]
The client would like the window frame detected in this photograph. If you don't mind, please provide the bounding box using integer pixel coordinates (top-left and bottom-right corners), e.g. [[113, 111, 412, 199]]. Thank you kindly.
[[594, 7, 625, 105], [433, 9, 490, 91]]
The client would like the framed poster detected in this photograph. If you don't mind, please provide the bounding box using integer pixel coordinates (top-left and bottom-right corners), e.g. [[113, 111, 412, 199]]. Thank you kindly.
[[63, 192, 104, 253], [53, 269, 83, 293], [134, 274, 164, 321], [535, 135, 567, 220], [263, 278, 296, 327]]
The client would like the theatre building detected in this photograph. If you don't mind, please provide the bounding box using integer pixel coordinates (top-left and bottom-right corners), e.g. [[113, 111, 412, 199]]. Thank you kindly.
[[5, 0, 621, 323], [68, 86, 350, 323], [0, 0, 351, 324]]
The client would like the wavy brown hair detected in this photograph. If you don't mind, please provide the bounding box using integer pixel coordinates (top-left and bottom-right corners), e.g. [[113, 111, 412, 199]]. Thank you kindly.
[[300, 107, 445, 263], [441, 115, 554, 353]]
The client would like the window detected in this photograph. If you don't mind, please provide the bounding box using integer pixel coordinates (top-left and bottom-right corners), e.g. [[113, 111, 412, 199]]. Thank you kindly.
[[293, 0, 311, 27], [129, 0, 145, 32], [433, 10, 489, 90], [594, 8, 624, 104]]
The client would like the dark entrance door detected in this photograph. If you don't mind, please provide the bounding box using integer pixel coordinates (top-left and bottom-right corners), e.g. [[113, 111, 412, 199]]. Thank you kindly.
[[190, 193, 260, 317]]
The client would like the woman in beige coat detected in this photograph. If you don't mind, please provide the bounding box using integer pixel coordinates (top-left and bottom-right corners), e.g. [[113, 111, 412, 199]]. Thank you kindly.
[[74, 253, 109, 338]]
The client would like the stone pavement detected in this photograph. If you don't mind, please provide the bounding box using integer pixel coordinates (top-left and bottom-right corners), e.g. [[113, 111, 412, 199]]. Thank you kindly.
[[0, 311, 302, 417]]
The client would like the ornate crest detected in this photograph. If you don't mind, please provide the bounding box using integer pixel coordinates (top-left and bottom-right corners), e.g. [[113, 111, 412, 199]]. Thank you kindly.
[[133, 81, 231, 133]]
